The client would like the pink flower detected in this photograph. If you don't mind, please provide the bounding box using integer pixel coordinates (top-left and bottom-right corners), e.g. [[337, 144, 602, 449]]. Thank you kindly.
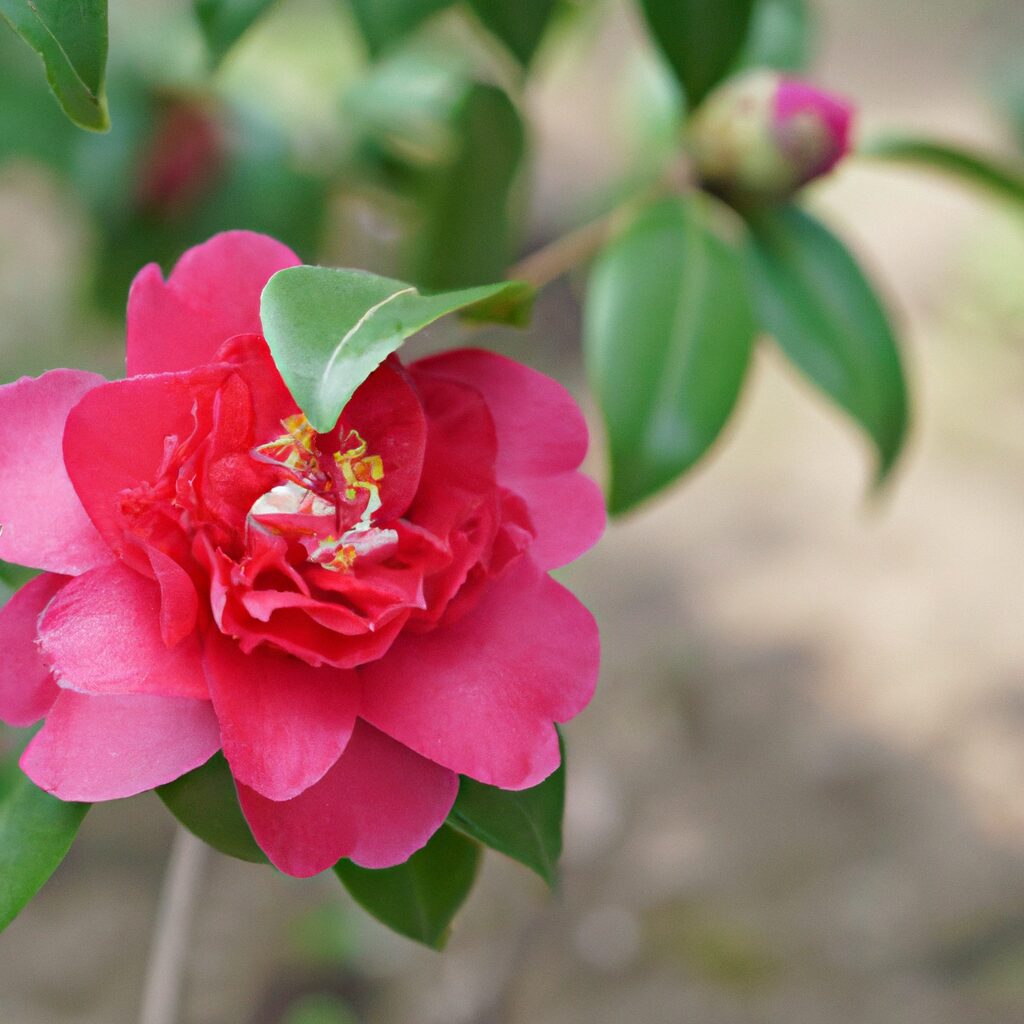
[[690, 70, 854, 206], [0, 232, 604, 877]]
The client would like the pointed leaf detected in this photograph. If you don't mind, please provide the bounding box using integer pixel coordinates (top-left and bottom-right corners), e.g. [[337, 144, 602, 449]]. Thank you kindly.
[[260, 265, 519, 432], [158, 752, 267, 865], [0, 769, 88, 931], [0, 0, 109, 131], [638, 0, 756, 108], [334, 825, 480, 949], [738, 0, 814, 73], [467, 0, 558, 65], [348, 0, 451, 57], [585, 197, 757, 514], [745, 206, 909, 482], [194, 0, 278, 64], [447, 747, 564, 886], [861, 136, 1024, 210]]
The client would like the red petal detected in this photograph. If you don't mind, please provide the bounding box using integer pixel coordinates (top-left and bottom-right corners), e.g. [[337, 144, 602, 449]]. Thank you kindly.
[[63, 367, 227, 555], [0, 371, 114, 574], [360, 557, 599, 790], [0, 574, 67, 726], [38, 564, 207, 699], [126, 231, 300, 376], [21, 692, 220, 801], [237, 720, 457, 877], [412, 349, 605, 568], [203, 633, 359, 800]]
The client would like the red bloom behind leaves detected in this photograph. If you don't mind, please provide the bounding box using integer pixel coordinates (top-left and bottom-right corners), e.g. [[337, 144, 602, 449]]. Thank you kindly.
[[0, 232, 604, 877]]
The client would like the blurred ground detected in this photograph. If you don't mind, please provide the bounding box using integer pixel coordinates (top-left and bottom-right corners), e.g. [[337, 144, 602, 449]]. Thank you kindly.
[[3, 0, 1024, 1022]]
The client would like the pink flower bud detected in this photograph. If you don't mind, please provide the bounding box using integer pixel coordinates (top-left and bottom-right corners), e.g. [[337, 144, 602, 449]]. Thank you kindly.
[[690, 70, 854, 207]]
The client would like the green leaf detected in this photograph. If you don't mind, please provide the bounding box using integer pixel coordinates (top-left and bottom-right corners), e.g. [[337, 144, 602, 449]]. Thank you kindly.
[[411, 82, 526, 290], [861, 136, 1024, 210], [335, 825, 481, 949], [194, 0, 278, 64], [348, 0, 451, 57], [157, 753, 267, 865], [260, 265, 519, 432], [0, 770, 88, 931], [745, 205, 909, 482], [459, 280, 536, 327], [738, 0, 814, 73], [344, 50, 526, 291], [466, 0, 558, 65], [0, 0, 109, 131], [585, 197, 757, 514], [638, 0, 756, 109], [447, 745, 564, 886]]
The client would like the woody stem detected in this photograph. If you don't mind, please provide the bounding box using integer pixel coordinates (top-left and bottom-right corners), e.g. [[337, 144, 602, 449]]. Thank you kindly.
[[138, 826, 208, 1024]]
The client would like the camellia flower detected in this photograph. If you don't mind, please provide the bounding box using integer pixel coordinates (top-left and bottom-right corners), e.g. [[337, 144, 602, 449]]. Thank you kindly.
[[0, 231, 604, 878], [689, 69, 854, 207]]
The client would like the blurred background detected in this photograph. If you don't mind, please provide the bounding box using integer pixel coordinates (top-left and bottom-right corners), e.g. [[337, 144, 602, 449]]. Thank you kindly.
[[4, 0, 1024, 1021]]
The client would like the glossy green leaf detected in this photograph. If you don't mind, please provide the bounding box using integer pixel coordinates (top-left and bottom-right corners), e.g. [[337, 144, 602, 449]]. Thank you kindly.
[[0, 770, 88, 931], [861, 136, 1024, 210], [459, 280, 536, 327], [738, 0, 814, 72], [194, 0, 278, 64], [639, 0, 756, 109], [348, 0, 450, 56], [335, 825, 481, 949], [0, 0, 108, 131], [585, 198, 757, 514], [260, 265, 519, 432], [745, 206, 909, 482], [447, 744, 564, 886], [467, 0, 558, 65], [157, 753, 267, 864]]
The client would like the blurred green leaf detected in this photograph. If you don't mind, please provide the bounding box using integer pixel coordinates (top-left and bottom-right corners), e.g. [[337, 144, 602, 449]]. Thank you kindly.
[[467, 0, 558, 65], [448, 745, 564, 886], [738, 0, 814, 73], [0, 767, 88, 931], [411, 82, 525, 290], [261, 264, 519, 432], [346, 51, 525, 290], [0, 0, 109, 131], [158, 752, 267, 864], [334, 825, 481, 949], [745, 206, 909, 482], [194, 0, 278, 64], [638, 0, 756, 109], [861, 135, 1024, 210], [585, 197, 757, 514], [282, 994, 358, 1024], [348, 0, 450, 57]]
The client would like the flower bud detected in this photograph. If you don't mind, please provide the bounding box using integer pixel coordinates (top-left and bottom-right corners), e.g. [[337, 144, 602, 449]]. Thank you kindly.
[[690, 70, 853, 207]]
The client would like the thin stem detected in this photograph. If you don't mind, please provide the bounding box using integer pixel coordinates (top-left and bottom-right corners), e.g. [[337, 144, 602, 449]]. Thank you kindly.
[[138, 826, 208, 1024], [507, 158, 695, 289]]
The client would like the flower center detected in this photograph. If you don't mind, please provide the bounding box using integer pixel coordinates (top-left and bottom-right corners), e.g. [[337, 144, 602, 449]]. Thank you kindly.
[[248, 414, 397, 572]]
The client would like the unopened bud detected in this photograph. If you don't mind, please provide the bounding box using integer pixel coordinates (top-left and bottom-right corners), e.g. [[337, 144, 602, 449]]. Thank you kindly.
[[690, 70, 853, 207]]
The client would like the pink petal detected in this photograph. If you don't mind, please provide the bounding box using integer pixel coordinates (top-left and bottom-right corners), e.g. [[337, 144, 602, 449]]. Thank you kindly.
[[237, 720, 457, 877], [63, 367, 228, 555], [21, 691, 221, 801], [412, 349, 605, 568], [38, 564, 207, 699], [0, 370, 114, 575], [142, 543, 199, 647], [126, 231, 300, 376], [0, 573, 67, 726], [203, 633, 359, 801], [360, 557, 599, 790]]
